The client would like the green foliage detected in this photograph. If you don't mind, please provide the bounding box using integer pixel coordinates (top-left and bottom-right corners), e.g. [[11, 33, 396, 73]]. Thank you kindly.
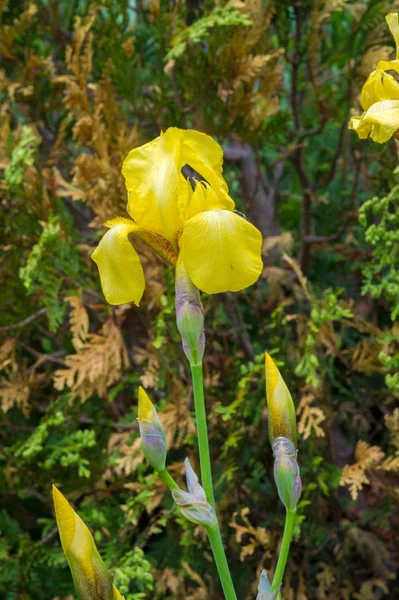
[[113, 548, 154, 599], [4, 126, 40, 192], [19, 216, 81, 331], [359, 174, 399, 321], [295, 290, 353, 388], [166, 6, 252, 61], [1, 1, 399, 599]]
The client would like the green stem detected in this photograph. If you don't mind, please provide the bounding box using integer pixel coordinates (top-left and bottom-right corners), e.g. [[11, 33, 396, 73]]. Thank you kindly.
[[190, 363, 215, 507], [190, 363, 237, 600], [207, 526, 238, 600], [271, 509, 296, 594], [158, 468, 179, 491]]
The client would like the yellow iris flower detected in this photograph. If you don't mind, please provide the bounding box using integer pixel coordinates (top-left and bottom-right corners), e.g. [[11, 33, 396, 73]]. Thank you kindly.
[[52, 485, 123, 599], [349, 13, 399, 143], [91, 127, 263, 304]]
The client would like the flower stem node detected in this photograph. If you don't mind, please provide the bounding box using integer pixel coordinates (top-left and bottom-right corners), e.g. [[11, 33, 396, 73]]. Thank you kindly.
[[256, 570, 280, 600], [272, 437, 302, 512], [52, 485, 124, 600], [265, 353, 297, 447], [138, 386, 167, 472], [175, 259, 205, 366], [172, 458, 217, 528]]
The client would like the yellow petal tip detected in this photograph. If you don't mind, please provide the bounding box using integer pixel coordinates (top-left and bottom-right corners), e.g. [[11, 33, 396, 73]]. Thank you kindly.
[[52, 485, 76, 553], [265, 353, 279, 401], [138, 387, 155, 421]]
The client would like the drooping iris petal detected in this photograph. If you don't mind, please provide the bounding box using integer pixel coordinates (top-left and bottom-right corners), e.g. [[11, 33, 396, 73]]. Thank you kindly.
[[122, 128, 184, 243], [180, 209, 263, 294], [91, 217, 145, 306], [349, 99, 399, 143]]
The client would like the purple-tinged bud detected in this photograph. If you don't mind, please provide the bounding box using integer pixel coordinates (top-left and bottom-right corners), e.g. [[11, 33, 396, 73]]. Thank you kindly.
[[175, 259, 205, 366], [272, 436, 302, 512], [172, 458, 217, 528], [137, 387, 167, 472], [256, 570, 280, 600]]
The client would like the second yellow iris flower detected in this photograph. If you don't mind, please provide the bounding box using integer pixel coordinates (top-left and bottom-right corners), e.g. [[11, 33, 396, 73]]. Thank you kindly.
[[92, 128, 263, 304], [350, 13, 399, 143]]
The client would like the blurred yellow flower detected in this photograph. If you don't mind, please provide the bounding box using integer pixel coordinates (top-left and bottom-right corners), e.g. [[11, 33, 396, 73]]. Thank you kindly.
[[52, 485, 123, 600], [92, 127, 263, 305], [349, 13, 399, 143]]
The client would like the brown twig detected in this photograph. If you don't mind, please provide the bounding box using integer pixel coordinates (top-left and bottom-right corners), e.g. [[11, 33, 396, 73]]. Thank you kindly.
[[0, 307, 47, 333]]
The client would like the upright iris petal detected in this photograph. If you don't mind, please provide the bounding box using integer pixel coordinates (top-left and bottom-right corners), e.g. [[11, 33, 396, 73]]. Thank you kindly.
[[360, 69, 399, 111], [122, 128, 184, 244], [180, 209, 263, 294]]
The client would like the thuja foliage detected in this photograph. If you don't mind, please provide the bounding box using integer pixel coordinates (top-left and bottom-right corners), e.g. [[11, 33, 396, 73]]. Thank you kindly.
[[1, 1, 399, 599]]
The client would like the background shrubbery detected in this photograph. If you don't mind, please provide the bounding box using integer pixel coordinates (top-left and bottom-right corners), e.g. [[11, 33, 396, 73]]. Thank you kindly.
[[1, 1, 399, 598]]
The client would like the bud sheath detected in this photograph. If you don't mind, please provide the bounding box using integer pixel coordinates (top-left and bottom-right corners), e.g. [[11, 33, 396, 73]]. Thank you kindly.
[[272, 437, 302, 512], [172, 458, 217, 528], [138, 387, 167, 472], [175, 258, 205, 366]]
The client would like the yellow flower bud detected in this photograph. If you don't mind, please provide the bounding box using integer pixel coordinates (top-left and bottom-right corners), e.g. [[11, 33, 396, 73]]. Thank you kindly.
[[265, 353, 297, 447], [52, 485, 123, 600], [138, 387, 167, 472]]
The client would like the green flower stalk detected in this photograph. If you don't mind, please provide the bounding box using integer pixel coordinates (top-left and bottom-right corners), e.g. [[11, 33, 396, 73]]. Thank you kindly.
[[265, 353, 302, 597]]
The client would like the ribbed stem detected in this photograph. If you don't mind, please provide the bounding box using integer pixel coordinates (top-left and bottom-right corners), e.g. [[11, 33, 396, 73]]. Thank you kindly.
[[190, 363, 237, 600], [271, 509, 296, 594], [190, 364, 215, 507], [207, 526, 238, 600]]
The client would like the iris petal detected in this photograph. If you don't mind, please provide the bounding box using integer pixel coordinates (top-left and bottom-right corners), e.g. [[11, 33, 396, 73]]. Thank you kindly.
[[122, 128, 183, 243], [181, 181, 235, 222], [180, 209, 263, 294], [91, 217, 145, 306], [350, 99, 399, 143], [182, 129, 227, 192], [361, 69, 399, 111]]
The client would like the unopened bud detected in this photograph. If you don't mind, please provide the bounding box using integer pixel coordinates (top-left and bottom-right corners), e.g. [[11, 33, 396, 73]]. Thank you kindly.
[[172, 458, 217, 528], [272, 437, 302, 512], [256, 570, 280, 600], [175, 258, 205, 366], [52, 485, 123, 600], [138, 387, 167, 472], [265, 353, 297, 447]]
